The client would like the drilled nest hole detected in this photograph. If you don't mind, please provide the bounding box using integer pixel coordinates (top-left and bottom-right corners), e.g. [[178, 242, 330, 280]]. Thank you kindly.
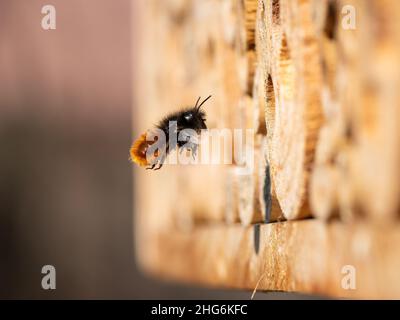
[[321, 0, 339, 99], [324, 0, 338, 40], [272, 0, 280, 25], [265, 74, 276, 138], [263, 163, 272, 223], [255, 71, 267, 135]]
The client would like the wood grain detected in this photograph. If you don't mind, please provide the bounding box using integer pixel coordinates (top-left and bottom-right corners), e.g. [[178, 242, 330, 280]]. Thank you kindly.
[[133, 0, 400, 298], [137, 219, 400, 299]]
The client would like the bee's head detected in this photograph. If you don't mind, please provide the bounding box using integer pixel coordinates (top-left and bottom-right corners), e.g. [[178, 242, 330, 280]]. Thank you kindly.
[[178, 96, 210, 131], [179, 109, 206, 130]]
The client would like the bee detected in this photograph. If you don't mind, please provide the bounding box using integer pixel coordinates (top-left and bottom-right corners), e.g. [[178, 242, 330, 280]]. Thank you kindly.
[[130, 95, 211, 170]]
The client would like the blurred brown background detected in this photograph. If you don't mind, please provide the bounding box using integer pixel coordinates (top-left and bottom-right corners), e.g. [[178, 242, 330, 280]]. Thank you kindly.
[[0, 0, 306, 299]]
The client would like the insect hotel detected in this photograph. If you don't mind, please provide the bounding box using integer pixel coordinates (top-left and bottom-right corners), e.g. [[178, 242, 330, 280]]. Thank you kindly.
[[132, 0, 400, 298]]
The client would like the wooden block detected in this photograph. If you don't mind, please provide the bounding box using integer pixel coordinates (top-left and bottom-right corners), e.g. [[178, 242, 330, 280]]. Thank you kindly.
[[252, 68, 284, 223], [341, 0, 400, 223], [237, 134, 263, 225], [310, 0, 400, 224], [133, 0, 400, 299], [257, 0, 324, 220], [137, 219, 400, 299]]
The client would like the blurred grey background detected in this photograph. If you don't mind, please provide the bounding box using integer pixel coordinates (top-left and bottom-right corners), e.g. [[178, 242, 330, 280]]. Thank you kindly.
[[0, 0, 310, 299]]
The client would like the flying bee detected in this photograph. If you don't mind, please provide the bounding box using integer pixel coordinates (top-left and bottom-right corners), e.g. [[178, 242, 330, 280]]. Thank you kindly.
[[130, 95, 211, 170]]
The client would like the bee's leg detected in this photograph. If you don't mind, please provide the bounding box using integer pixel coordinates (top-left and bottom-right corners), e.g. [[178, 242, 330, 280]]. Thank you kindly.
[[179, 135, 193, 155], [154, 153, 166, 170], [191, 143, 198, 160], [154, 159, 164, 170], [154, 163, 163, 170], [182, 141, 197, 159], [146, 164, 156, 170], [180, 146, 192, 156]]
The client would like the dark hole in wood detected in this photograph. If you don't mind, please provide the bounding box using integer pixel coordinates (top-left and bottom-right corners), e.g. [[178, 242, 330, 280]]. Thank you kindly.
[[206, 37, 215, 58], [321, 52, 328, 75], [247, 41, 256, 52], [345, 120, 354, 141], [324, 1, 338, 40], [263, 162, 272, 223], [253, 224, 261, 255], [272, 0, 280, 25]]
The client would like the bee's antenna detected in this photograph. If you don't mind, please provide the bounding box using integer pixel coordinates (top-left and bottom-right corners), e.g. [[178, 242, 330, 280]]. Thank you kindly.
[[196, 95, 212, 112], [194, 96, 201, 109]]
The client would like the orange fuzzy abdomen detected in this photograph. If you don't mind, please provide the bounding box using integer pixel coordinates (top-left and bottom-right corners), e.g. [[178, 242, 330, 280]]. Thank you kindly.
[[130, 133, 151, 167], [130, 132, 162, 167]]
